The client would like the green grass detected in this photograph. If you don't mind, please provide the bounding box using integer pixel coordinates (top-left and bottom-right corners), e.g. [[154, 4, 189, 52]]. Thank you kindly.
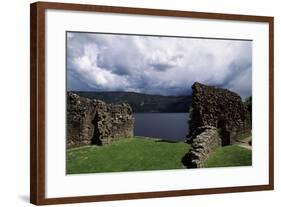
[[67, 137, 190, 174], [67, 137, 252, 174], [204, 145, 252, 168]]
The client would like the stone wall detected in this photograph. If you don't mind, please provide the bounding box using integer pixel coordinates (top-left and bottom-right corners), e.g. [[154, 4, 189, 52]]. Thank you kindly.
[[67, 92, 134, 148], [183, 126, 221, 168], [189, 82, 251, 145], [183, 82, 251, 168]]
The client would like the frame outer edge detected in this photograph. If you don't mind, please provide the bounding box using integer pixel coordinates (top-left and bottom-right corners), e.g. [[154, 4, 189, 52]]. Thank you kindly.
[[29, 1, 274, 205], [30, 2, 46, 205], [30, 2, 39, 204], [35, 1, 273, 22], [268, 17, 274, 189]]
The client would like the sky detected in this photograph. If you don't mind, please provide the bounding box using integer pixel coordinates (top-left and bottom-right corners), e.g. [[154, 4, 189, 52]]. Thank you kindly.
[[67, 32, 252, 98]]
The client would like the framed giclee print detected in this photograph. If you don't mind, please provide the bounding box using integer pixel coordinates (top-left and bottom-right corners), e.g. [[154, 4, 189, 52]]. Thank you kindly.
[[30, 1, 274, 205]]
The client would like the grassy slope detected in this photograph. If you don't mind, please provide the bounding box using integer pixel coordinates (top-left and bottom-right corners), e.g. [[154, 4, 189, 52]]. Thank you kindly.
[[234, 131, 252, 141], [204, 145, 252, 168], [67, 137, 190, 174], [67, 137, 252, 174]]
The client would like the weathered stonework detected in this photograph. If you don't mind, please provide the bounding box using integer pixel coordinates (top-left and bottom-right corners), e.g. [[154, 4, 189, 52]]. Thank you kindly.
[[183, 82, 251, 168], [183, 126, 221, 168], [189, 82, 251, 145], [67, 92, 134, 148]]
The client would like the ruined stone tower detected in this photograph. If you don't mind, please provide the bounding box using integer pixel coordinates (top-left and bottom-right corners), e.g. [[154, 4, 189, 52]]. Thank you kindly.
[[184, 82, 251, 168], [189, 82, 251, 145], [67, 92, 134, 148]]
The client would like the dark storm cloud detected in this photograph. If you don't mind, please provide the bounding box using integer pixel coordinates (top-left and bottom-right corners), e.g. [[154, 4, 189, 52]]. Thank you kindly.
[[67, 32, 252, 98], [67, 69, 91, 91], [149, 63, 174, 72], [96, 55, 132, 76]]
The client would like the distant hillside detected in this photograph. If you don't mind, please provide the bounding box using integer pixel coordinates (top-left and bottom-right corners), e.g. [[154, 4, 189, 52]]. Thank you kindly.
[[72, 91, 192, 113]]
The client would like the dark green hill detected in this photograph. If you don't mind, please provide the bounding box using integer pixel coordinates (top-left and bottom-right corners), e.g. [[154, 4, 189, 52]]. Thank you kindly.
[[72, 91, 192, 113]]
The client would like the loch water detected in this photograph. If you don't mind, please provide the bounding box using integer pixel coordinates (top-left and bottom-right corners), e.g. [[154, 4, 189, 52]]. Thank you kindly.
[[133, 113, 189, 142]]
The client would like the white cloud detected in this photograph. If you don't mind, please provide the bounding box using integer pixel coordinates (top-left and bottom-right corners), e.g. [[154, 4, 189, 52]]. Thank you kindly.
[[67, 32, 252, 97]]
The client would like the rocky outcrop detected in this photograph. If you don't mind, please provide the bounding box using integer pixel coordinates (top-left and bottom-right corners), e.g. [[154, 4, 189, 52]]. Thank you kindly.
[[183, 126, 221, 168], [189, 82, 251, 145], [183, 82, 251, 168], [67, 92, 134, 148]]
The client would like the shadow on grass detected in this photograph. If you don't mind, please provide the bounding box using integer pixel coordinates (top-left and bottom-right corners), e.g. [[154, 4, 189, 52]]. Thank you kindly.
[[181, 152, 192, 168], [154, 139, 181, 143]]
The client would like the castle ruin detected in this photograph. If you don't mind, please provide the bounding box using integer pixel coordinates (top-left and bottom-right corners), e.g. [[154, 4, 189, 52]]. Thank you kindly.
[[67, 92, 134, 148], [184, 82, 251, 168]]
